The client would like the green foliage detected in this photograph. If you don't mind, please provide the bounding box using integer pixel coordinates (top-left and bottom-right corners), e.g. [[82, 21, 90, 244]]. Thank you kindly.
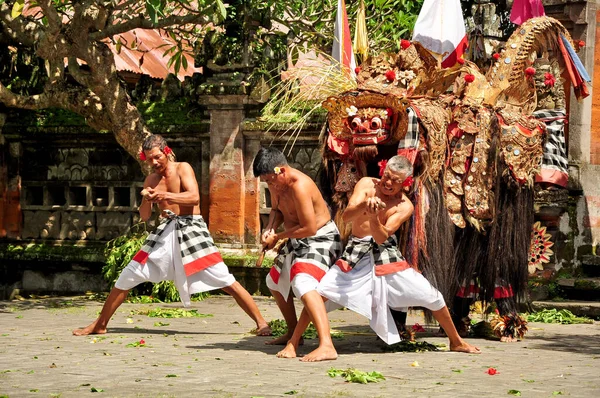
[[383, 340, 443, 352], [102, 223, 149, 287], [198, 0, 424, 86], [136, 99, 205, 125], [327, 368, 385, 384], [526, 309, 593, 324]]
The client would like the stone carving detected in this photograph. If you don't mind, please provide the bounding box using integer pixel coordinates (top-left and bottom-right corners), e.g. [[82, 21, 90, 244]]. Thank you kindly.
[[61, 212, 95, 240], [22, 211, 61, 239], [96, 212, 132, 241]]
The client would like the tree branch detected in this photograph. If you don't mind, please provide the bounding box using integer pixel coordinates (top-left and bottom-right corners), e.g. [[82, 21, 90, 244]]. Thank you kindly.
[[67, 57, 92, 87], [0, 3, 44, 47], [89, 12, 210, 41], [0, 81, 55, 109], [38, 0, 62, 33]]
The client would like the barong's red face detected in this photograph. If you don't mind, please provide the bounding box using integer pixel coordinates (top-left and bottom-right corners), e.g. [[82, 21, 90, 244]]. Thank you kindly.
[[143, 146, 169, 173], [379, 169, 407, 197], [345, 106, 393, 146]]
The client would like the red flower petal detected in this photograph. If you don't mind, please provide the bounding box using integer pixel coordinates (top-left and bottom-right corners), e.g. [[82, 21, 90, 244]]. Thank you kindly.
[[385, 70, 396, 82], [163, 146, 172, 155], [400, 39, 411, 50], [525, 67, 536, 76], [139, 152, 146, 161], [544, 72, 556, 87], [139, 339, 145, 345], [486, 367, 499, 375], [402, 176, 414, 188]]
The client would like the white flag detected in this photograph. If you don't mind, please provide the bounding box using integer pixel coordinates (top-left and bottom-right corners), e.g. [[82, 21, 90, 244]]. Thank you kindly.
[[412, 0, 467, 67]]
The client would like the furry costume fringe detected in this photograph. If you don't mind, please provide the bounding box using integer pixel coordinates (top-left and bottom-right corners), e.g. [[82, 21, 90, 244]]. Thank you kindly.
[[415, 180, 456, 303]]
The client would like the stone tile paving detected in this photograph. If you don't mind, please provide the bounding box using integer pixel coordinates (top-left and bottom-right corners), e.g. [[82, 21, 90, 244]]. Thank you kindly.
[[0, 296, 599, 398]]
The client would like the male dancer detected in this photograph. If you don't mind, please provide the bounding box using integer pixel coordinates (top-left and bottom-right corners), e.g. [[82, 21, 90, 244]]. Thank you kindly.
[[277, 156, 479, 358], [253, 147, 342, 361], [74, 134, 270, 336]]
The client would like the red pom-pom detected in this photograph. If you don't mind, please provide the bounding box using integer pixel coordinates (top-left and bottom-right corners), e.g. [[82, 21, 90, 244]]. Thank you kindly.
[[400, 39, 411, 50], [464, 74, 475, 83], [578, 40, 585, 48], [457, 58, 465, 65], [163, 146, 172, 155], [525, 67, 536, 76], [139, 151, 146, 161], [492, 53, 500, 60], [385, 70, 396, 82], [378, 159, 388, 177], [354, 67, 362, 74], [544, 72, 556, 87]]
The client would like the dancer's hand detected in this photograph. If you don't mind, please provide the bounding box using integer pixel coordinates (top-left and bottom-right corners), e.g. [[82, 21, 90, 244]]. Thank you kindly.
[[366, 196, 386, 214], [145, 188, 171, 204]]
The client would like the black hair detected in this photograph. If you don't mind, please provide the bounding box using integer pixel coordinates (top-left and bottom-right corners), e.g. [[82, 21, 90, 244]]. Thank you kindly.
[[252, 147, 288, 177]]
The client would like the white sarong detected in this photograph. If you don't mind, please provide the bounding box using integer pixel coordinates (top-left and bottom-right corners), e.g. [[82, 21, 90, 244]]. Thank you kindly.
[[318, 235, 445, 344], [266, 220, 342, 300], [115, 213, 235, 306]]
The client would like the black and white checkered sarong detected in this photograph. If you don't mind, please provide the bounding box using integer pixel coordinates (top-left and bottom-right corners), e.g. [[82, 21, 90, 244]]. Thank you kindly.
[[339, 235, 404, 268], [533, 108, 568, 186], [397, 107, 420, 150], [273, 220, 342, 275], [133, 211, 222, 275]]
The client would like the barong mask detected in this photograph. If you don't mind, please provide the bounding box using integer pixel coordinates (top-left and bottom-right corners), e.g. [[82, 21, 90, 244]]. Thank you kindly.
[[322, 91, 408, 162]]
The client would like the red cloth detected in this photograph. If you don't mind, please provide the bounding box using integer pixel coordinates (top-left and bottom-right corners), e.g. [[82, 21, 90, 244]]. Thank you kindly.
[[510, 0, 545, 25]]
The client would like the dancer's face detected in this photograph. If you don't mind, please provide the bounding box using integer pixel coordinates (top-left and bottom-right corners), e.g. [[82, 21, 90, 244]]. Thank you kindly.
[[379, 169, 406, 196], [143, 146, 169, 173], [259, 168, 286, 190]]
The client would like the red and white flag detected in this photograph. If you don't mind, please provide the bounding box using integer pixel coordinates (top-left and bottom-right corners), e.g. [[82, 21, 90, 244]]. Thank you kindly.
[[412, 0, 468, 68], [332, 0, 356, 74]]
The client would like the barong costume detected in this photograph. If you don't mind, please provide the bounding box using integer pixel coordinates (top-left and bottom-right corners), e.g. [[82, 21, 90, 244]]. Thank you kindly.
[[116, 211, 235, 306], [318, 235, 445, 344], [266, 220, 342, 300]]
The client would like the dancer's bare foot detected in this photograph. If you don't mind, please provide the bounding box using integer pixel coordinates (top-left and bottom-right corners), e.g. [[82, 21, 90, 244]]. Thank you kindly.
[[265, 333, 292, 345], [276, 342, 298, 358], [300, 345, 338, 362], [450, 340, 481, 354], [72, 321, 106, 336], [500, 335, 518, 343], [255, 324, 272, 336], [266, 334, 304, 346]]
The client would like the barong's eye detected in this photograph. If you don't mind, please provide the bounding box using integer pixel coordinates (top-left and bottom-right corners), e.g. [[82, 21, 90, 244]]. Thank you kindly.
[[350, 117, 362, 130], [370, 117, 382, 130]]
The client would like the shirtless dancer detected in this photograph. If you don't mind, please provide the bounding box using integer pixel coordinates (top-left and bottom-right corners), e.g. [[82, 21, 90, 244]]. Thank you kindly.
[[74, 134, 270, 336], [253, 147, 342, 361], [278, 156, 480, 357]]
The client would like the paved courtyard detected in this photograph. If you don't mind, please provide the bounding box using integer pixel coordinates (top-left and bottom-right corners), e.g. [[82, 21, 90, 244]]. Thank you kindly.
[[1, 295, 599, 398]]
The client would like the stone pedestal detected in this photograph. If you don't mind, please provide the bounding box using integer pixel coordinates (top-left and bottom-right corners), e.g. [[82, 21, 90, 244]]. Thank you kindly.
[[198, 94, 261, 247]]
